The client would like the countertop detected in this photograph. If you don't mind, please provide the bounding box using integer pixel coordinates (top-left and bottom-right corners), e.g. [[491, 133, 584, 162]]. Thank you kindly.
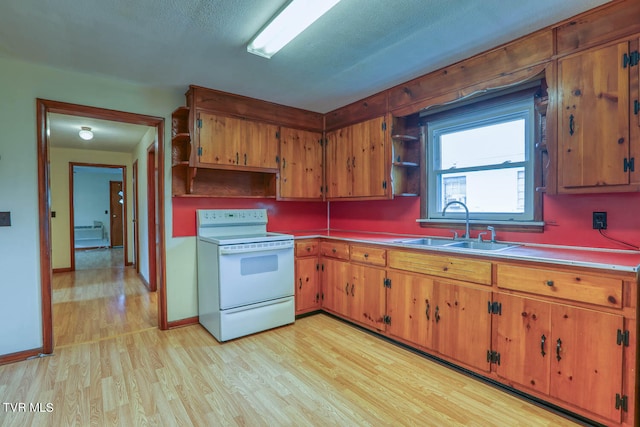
[[287, 229, 640, 273]]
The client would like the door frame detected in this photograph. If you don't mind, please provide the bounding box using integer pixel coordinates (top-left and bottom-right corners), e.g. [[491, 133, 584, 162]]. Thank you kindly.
[[37, 98, 168, 353], [147, 145, 158, 292], [68, 163, 127, 271], [133, 160, 140, 274]]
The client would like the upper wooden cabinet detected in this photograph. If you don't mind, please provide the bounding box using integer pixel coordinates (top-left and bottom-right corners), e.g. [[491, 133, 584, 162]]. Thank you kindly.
[[557, 40, 637, 193], [196, 111, 279, 171], [325, 116, 391, 199], [278, 127, 323, 200]]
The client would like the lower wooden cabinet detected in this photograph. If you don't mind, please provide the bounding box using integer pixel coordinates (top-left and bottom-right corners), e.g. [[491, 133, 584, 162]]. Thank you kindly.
[[495, 292, 625, 424], [295, 257, 321, 314], [321, 257, 386, 331]]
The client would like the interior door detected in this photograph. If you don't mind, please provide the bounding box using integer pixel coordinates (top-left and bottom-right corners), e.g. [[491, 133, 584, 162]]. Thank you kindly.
[[109, 181, 124, 247]]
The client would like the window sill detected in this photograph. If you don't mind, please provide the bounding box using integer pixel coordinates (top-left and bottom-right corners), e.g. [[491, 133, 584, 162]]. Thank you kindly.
[[417, 218, 544, 233]]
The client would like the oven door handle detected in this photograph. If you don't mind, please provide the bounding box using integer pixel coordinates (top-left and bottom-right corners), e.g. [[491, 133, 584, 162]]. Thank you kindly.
[[219, 242, 293, 255]]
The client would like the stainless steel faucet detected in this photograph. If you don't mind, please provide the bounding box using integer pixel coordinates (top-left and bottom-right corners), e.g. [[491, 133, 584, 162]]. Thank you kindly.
[[442, 201, 470, 239], [477, 226, 496, 243]]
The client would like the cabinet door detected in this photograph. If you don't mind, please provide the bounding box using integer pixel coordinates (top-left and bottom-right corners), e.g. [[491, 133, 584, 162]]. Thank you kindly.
[[321, 257, 350, 317], [326, 126, 353, 197], [279, 127, 323, 199], [197, 112, 240, 166], [433, 282, 492, 372], [494, 293, 551, 395], [243, 120, 279, 169], [550, 305, 624, 423], [350, 264, 386, 330], [295, 257, 320, 314], [558, 42, 630, 189], [350, 116, 389, 198], [386, 271, 435, 349]]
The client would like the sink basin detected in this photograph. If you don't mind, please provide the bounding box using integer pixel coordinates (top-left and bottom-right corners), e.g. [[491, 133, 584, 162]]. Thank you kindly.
[[394, 237, 519, 251], [395, 238, 457, 246], [447, 241, 518, 251]]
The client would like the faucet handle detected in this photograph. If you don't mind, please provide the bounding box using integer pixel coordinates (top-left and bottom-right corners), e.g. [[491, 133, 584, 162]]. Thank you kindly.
[[477, 232, 488, 242], [449, 230, 459, 240]]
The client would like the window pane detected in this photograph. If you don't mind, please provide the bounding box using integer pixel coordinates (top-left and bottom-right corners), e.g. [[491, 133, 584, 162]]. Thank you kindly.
[[439, 119, 525, 170], [439, 168, 525, 213]]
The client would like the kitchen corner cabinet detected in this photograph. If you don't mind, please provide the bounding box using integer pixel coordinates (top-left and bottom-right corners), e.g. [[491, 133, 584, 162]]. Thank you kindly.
[[195, 111, 279, 171], [320, 242, 387, 330], [325, 116, 391, 199], [295, 240, 321, 315], [557, 40, 638, 192], [278, 127, 323, 200]]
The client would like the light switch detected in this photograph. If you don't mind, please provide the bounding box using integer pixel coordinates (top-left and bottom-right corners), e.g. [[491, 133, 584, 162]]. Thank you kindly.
[[0, 211, 11, 226]]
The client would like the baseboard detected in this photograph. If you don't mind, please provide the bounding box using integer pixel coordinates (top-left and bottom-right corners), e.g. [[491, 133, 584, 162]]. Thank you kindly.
[[138, 272, 150, 290], [0, 347, 46, 366], [167, 316, 199, 329], [52, 267, 72, 273]]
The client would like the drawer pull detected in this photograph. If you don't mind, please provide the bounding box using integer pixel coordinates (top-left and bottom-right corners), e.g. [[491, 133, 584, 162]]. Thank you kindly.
[[351, 284, 355, 296], [546, 280, 554, 287], [345, 283, 349, 294], [540, 334, 546, 357], [306, 246, 311, 252], [556, 338, 562, 362], [425, 302, 430, 321], [435, 306, 440, 323], [299, 278, 302, 289], [364, 253, 369, 258], [332, 248, 337, 253]]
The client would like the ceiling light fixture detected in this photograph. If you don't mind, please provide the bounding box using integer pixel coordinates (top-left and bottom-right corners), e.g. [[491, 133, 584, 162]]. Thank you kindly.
[[247, 0, 342, 59], [78, 126, 94, 141]]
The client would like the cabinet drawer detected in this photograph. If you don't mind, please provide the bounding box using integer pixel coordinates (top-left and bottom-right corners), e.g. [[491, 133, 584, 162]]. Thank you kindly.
[[388, 250, 492, 285], [350, 245, 386, 266], [295, 240, 318, 257], [496, 264, 623, 308], [319, 241, 350, 260]]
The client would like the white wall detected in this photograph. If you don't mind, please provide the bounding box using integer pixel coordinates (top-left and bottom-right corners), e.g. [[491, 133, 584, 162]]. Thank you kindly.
[[73, 169, 122, 231], [0, 55, 189, 356]]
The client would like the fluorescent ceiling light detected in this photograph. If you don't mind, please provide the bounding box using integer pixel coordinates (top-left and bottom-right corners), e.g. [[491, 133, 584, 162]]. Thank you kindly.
[[79, 126, 94, 140], [247, 0, 342, 59]]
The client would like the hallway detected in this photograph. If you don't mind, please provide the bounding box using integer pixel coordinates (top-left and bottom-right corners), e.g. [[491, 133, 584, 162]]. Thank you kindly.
[[53, 249, 157, 348]]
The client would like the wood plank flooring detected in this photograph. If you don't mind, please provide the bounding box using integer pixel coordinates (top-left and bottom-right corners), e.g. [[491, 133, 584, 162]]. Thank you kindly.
[[1, 313, 580, 426]]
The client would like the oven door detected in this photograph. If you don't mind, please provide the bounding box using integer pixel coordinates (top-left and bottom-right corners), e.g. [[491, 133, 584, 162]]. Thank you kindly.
[[218, 239, 294, 309]]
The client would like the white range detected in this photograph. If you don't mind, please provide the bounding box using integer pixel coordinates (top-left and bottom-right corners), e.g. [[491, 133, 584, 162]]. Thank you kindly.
[[196, 209, 295, 342]]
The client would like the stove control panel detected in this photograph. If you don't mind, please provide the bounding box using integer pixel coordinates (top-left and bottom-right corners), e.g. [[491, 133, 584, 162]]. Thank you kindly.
[[197, 209, 268, 226]]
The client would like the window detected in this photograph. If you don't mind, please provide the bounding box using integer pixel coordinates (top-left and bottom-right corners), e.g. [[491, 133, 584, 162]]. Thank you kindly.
[[424, 91, 538, 224]]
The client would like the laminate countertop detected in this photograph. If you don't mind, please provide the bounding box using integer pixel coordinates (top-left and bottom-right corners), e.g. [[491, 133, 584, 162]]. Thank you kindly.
[[287, 229, 640, 274]]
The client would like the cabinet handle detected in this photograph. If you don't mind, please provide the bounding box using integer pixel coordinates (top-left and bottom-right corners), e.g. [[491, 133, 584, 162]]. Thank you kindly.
[[351, 284, 355, 296], [244, 153, 247, 165], [306, 246, 311, 252], [435, 306, 440, 323], [282, 158, 286, 169], [236, 152, 239, 164], [556, 338, 562, 362], [546, 280, 554, 287], [345, 283, 349, 294], [299, 278, 302, 289], [332, 248, 337, 253], [569, 114, 575, 136], [352, 156, 356, 168], [541, 334, 546, 357], [363, 253, 369, 258], [425, 302, 430, 321]]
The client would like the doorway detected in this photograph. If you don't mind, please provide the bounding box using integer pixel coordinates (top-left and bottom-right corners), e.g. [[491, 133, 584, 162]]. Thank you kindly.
[[37, 99, 167, 354]]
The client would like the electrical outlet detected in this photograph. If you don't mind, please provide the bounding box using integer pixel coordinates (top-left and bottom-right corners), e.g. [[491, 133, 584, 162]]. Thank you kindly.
[[593, 212, 607, 230]]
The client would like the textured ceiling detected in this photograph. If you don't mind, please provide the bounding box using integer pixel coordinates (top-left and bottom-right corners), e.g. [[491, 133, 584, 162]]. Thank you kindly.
[[1, 0, 610, 114]]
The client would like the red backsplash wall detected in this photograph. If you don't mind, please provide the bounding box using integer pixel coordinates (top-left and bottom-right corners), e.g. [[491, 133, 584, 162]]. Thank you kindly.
[[173, 193, 639, 251], [172, 198, 327, 237], [329, 193, 640, 250]]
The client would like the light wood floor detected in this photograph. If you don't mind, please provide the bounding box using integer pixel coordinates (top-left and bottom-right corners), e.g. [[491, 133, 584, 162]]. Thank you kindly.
[[0, 312, 581, 426], [53, 249, 156, 347]]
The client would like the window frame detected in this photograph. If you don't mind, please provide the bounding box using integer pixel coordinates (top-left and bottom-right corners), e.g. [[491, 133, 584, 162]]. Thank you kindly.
[[419, 87, 545, 231]]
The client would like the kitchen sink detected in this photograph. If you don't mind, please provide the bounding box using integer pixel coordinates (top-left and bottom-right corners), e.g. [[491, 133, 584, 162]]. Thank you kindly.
[[395, 237, 457, 246], [395, 237, 519, 251], [446, 241, 518, 251]]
